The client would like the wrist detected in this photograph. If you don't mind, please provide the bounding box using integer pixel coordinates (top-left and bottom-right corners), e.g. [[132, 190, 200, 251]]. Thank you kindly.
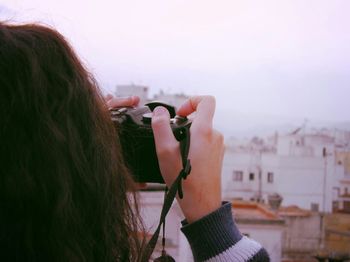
[[176, 175, 221, 223], [177, 191, 221, 223]]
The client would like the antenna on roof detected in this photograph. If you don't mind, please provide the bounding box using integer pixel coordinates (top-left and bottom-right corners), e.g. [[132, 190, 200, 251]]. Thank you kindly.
[[290, 119, 308, 135]]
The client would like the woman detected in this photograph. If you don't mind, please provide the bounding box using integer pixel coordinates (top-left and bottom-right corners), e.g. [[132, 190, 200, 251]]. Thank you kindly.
[[0, 22, 269, 261]]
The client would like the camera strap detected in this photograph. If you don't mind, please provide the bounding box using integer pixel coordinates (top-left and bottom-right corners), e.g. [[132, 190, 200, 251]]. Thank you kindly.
[[142, 128, 191, 262]]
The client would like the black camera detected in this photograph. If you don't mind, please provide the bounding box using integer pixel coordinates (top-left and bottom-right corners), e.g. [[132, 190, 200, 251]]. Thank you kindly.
[[111, 102, 191, 183]]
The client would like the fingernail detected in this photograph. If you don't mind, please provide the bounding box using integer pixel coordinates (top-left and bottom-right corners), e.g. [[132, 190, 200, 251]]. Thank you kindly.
[[153, 106, 167, 116]]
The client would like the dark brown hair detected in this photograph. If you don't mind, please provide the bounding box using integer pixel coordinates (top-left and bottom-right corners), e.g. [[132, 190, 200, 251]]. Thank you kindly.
[[0, 22, 144, 261]]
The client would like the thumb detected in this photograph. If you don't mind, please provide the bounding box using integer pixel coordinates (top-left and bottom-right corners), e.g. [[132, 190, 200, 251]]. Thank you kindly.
[[151, 106, 181, 185], [151, 106, 178, 151]]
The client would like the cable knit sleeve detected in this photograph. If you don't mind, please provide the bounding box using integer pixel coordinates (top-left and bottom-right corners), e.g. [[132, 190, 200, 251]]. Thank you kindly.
[[181, 202, 270, 262]]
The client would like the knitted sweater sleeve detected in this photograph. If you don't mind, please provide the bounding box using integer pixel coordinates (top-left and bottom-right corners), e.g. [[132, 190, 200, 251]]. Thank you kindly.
[[181, 202, 270, 262]]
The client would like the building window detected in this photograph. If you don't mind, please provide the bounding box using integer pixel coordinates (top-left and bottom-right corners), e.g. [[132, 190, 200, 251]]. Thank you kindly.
[[233, 171, 243, 181], [345, 187, 349, 195], [249, 172, 255, 181], [267, 172, 274, 183], [332, 201, 339, 212], [311, 203, 319, 212]]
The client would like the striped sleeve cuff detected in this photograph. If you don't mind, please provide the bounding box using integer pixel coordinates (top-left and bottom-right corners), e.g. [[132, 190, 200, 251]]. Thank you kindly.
[[181, 202, 268, 262], [204, 236, 262, 262]]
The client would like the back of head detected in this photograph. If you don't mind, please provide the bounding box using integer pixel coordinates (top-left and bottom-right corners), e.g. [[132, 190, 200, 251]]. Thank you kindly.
[[0, 22, 142, 261]]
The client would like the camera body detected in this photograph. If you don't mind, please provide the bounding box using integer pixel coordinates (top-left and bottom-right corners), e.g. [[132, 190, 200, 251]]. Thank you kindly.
[[111, 102, 191, 183]]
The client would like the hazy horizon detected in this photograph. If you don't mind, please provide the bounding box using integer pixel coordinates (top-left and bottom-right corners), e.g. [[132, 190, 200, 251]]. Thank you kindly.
[[1, 0, 349, 125]]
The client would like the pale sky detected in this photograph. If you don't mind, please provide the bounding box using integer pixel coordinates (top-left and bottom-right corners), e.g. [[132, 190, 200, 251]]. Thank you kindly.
[[1, 0, 349, 126]]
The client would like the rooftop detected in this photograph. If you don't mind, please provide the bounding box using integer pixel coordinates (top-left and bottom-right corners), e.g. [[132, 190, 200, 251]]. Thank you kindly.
[[231, 201, 285, 225], [278, 205, 312, 217]]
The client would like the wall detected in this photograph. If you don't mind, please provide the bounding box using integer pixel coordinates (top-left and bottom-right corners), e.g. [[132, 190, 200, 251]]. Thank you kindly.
[[115, 85, 149, 104], [222, 147, 334, 212], [237, 224, 283, 262], [281, 214, 321, 260], [325, 213, 350, 253], [139, 191, 186, 261]]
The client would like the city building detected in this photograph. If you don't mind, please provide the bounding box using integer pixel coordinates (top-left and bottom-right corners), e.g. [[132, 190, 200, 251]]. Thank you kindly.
[[223, 128, 350, 213], [152, 89, 188, 109], [232, 201, 285, 262], [324, 212, 350, 255], [278, 205, 322, 262], [333, 150, 350, 213], [138, 191, 191, 261], [115, 84, 149, 105], [114, 85, 189, 108]]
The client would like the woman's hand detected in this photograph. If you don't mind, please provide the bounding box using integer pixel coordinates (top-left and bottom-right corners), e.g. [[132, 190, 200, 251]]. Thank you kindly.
[[151, 96, 224, 223], [105, 94, 146, 190], [104, 94, 140, 109]]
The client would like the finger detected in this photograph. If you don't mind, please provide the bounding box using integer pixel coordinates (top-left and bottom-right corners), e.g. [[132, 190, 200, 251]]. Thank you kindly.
[[135, 183, 147, 190], [107, 96, 140, 109], [151, 106, 178, 152], [104, 93, 114, 102], [177, 96, 216, 132]]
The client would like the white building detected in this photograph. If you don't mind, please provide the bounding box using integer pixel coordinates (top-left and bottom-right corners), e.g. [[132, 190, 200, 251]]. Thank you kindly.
[[333, 148, 350, 212], [115, 84, 149, 105], [114, 85, 189, 110], [232, 201, 284, 262], [278, 206, 322, 261], [152, 90, 188, 109], [138, 191, 192, 261], [223, 129, 350, 213]]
